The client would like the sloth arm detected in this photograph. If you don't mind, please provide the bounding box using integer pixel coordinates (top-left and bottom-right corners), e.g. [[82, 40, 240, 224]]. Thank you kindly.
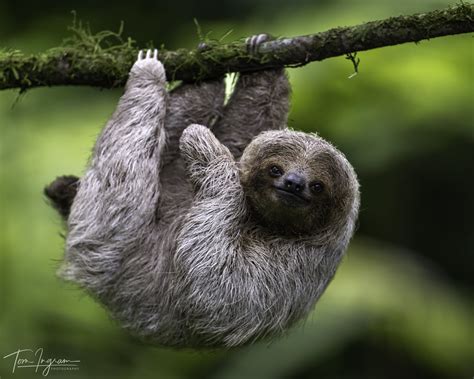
[[62, 51, 167, 295], [178, 124, 246, 250], [213, 69, 290, 159]]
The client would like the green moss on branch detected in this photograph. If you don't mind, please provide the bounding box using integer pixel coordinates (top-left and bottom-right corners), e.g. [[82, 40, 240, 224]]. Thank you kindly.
[[1, 3, 473, 90]]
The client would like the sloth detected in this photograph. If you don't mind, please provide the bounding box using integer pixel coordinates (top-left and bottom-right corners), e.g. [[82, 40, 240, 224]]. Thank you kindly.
[[45, 35, 360, 348]]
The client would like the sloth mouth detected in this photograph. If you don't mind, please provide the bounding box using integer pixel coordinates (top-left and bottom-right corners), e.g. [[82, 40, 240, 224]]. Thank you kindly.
[[273, 187, 310, 206]]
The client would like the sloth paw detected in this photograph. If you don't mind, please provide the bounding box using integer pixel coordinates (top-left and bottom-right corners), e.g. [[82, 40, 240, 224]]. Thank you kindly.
[[246, 33, 272, 55], [180, 124, 232, 165], [130, 49, 166, 82]]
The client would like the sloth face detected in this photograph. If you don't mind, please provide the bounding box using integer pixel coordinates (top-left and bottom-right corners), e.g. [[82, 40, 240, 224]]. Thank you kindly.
[[240, 130, 356, 236]]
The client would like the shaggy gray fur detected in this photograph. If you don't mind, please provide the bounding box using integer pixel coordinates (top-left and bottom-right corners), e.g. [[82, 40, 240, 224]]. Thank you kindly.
[[59, 48, 359, 348]]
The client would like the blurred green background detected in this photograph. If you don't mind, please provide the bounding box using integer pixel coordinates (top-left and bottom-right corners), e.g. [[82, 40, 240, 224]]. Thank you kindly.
[[1, 0, 473, 378]]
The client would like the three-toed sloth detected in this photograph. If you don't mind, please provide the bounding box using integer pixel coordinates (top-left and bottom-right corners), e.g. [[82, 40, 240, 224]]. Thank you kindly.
[[45, 37, 360, 348]]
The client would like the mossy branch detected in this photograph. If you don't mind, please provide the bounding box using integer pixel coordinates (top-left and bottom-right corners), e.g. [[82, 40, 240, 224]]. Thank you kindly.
[[1, 4, 473, 90]]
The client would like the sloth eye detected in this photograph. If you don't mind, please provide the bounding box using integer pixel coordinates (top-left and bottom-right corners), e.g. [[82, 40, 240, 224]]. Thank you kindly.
[[310, 181, 325, 194], [269, 166, 283, 177]]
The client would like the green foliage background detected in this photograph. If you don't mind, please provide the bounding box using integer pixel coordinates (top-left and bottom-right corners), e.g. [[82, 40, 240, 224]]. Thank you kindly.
[[0, 0, 472, 378]]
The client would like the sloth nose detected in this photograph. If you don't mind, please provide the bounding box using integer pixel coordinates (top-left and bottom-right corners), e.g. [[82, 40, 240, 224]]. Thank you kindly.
[[284, 173, 306, 193]]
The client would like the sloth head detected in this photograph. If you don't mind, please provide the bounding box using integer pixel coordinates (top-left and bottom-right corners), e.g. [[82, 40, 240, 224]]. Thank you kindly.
[[239, 129, 359, 237]]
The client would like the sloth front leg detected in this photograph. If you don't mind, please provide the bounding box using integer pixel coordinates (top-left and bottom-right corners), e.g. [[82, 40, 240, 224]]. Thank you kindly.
[[179, 124, 238, 196], [178, 124, 245, 259], [177, 124, 246, 302], [213, 34, 290, 159], [62, 50, 167, 298]]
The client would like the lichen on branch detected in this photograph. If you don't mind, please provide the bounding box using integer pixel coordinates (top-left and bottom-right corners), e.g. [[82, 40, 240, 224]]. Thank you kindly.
[[0, 3, 473, 91]]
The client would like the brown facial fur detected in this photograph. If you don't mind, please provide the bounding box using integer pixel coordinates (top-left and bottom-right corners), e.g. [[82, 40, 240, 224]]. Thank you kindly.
[[240, 130, 358, 238]]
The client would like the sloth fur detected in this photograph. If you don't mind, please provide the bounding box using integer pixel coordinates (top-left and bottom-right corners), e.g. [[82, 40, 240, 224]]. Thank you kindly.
[[45, 48, 360, 348]]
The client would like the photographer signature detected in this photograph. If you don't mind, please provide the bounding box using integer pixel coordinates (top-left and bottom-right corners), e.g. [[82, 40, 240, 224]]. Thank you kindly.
[[3, 348, 80, 376]]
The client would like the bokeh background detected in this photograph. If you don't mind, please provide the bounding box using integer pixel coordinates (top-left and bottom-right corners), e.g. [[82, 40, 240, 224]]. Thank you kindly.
[[1, 0, 473, 378]]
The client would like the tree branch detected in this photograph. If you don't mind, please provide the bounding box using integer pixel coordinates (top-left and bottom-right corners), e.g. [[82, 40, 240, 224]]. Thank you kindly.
[[1, 3, 472, 90]]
